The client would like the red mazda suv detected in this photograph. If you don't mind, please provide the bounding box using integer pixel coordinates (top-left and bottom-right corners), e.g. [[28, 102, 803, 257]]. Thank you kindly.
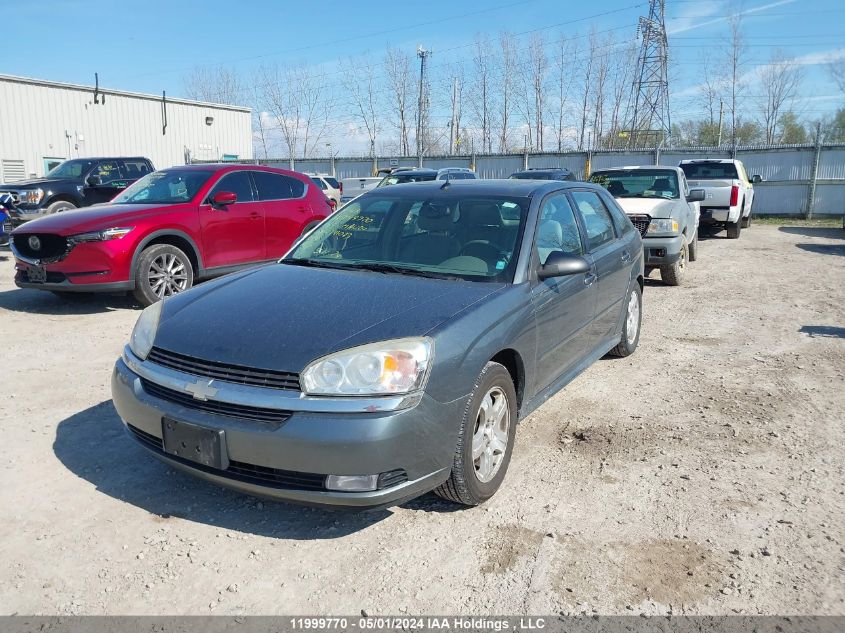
[[10, 164, 331, 305]]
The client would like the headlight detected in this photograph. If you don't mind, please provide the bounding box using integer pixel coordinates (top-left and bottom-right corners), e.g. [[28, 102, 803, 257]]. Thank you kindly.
[[129, 300, 163, 360], [647, 218, 679, 235], [302, 337, 433, 396], [69, 227, 134, 243], [22, 189, 44, 205]]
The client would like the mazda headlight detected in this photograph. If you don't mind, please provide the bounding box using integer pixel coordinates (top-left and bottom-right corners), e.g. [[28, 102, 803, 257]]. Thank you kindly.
[[129, 300, 163, 360], [647, 218, 679, 235], [302, 338, 433, 396], [69, 227, 134, 243], [22, 189, 44, 205]]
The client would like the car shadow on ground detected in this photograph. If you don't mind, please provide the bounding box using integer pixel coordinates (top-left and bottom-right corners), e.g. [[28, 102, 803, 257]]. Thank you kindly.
[[696, 226, 729, 241], [53, 401, 395, 538], [778, 226, 845, 239], [799, 325, 845, 340], [796, 243, 845, 257], [0, 288, 139, 315]]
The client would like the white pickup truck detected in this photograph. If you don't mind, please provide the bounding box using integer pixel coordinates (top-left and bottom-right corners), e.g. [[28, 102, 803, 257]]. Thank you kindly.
[[679, 159, 762, 239]]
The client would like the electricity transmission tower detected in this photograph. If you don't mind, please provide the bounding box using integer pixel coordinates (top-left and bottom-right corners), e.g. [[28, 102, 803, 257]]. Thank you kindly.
[[627, 0, 671, 148], [416, 46, 432, 166]]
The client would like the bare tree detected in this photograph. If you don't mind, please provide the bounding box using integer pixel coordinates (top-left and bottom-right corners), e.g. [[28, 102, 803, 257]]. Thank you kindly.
[[445, 62, 466, 154], [698, 51, 722, 126], [828, 58, 845, 93], [552, 35, 578, 151], [259, 64, 332, 159], [606, 39, 637, 149], [467, 34, 494, 153], [183, 66, 244, 105], [757, 50, 803, 144], [589, 31, 611, 149], [577, 30, 598, 149], [723, 11, 747, 145], [528, 33, 548, 151], [342, 55, 380, 157], [384, 47, 415, 156], [497, 33, 517, 152]]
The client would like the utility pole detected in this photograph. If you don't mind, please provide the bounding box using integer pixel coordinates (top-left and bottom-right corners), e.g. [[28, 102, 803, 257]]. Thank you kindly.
[[806, 121, 823, 220], [416, 46, 432, 167], [449, 77, 459, 155], [627, 0, 670, 148], [717, 99, 724, 147]]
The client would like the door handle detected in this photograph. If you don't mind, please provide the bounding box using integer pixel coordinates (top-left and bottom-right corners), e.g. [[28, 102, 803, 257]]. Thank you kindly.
[[584, 273, 597, 286], [621, 251, 631, 263]]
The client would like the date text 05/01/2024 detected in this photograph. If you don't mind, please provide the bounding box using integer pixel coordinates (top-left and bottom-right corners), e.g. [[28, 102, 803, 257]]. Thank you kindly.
[[289, 617, 547, 631]]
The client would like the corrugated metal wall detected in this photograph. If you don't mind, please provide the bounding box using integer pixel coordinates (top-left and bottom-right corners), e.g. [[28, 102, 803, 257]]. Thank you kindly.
[[0, 75, 252, 180], [264, 145, 844, 217]]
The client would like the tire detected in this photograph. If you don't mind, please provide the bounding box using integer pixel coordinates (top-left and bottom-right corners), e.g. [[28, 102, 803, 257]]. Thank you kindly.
[[132, 243, 194, 306], [434, 362, 518, 506], [45, 200, 77, 214], [726, 218, 742, 239], [740, 200, 752, 228], [610, 283, 642, 358], [659, 234, 688, 286], [688, 231, 699, 262]]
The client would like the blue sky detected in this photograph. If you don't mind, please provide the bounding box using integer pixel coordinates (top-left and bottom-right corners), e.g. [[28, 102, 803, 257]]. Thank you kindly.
[[3, 0, 844, 151]]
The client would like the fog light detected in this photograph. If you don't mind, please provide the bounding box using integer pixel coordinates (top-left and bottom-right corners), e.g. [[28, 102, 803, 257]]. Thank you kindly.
[[325, 474, 379, 492]]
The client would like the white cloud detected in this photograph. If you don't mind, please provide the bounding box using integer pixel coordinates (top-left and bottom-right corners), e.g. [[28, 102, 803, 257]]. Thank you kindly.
[[667, 1, 727, 36], [668, 0, 797, 35]]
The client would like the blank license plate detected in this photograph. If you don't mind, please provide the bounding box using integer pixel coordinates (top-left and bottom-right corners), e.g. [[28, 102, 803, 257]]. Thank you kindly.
[[162, 418, 228, 470], [26, 265, 47, 283]]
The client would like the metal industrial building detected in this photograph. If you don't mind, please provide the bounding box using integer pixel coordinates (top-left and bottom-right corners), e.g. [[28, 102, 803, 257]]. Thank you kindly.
[[0, 74, 252, 182]]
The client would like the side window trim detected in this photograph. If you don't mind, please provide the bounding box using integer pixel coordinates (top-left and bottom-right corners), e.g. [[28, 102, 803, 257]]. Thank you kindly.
[[568, 188, 618, 252]]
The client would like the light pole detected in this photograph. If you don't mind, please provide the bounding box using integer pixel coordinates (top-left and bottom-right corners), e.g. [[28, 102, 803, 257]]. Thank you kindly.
[[326, 143, 336, 177]]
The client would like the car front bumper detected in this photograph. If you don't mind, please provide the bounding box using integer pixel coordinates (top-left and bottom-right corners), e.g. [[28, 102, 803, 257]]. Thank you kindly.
[[111, 355, 465, 508], [642, 234, 683, 266]]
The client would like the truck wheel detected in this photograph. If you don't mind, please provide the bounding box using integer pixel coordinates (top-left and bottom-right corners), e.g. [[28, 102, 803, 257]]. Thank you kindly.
[[434, 362, 517, 506], [45, 200, 77, 214], [610, 283, 642, 357], [726, 219, 742, 239], [688, 231, 699, 262], [740, 200, 752, 228], [659, 234, 687, 286], [132, 243, 194, 306]]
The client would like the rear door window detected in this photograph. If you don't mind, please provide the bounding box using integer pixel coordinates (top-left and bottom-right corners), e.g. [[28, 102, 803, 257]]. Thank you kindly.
[[121, 160, 152, 179], [571, 191, 617, 251], [91, 161, 123, 183], [252, 171, 305, 200]]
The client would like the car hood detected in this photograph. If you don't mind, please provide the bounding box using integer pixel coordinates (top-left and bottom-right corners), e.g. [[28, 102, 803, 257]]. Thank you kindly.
[[154, 263, 506, 373], [615, 198, 678, 218], [0, 177, 74, 190], [11, 203, 187, 235]]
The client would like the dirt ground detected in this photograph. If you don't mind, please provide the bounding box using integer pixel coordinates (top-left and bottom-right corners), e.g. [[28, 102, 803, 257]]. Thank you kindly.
[[0, 223, 843, 616]]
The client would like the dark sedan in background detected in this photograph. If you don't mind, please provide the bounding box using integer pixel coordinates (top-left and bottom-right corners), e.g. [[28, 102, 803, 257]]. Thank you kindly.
[[112, 180, 644, 509]]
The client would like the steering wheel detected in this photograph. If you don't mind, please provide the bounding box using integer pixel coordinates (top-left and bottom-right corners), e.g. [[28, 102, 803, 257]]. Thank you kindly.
[[460, 240, 509, 264]]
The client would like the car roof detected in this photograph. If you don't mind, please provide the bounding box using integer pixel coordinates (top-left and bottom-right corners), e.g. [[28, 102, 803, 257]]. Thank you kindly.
[[679, 159, 735, 164], [512, 167, 571, 174], [164, 163, 304, 176], [389, 168, 438, 175], [62, 156, 150, 161], [365, 178, 596, 197], [594, 165, 679, 172]]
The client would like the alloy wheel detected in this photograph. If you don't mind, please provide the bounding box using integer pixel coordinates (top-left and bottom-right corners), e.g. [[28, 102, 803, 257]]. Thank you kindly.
[[148, 253, 189, 298], [626, 290, 640, 346], [471, 387, 511, 483]]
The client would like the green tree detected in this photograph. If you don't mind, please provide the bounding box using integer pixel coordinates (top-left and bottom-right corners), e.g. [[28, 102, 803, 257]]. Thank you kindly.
[[777, 112, 808, 144], [823, 108, 845, 143]]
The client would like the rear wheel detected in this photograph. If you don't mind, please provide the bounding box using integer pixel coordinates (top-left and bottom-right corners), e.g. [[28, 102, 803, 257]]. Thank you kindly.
[[132, 243, 194, 306], [434, 362, 517, 506], [740, 200, 752, 228], [610, 283, 642, 358], [659, 234, 687, 286], [45, 200, 77, 214], [688, 231, 699, 262], [726, 218, 742, 239]]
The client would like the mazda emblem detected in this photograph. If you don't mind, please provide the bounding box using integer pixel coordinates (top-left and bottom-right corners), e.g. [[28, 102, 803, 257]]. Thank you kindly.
[[28, 236, 41, 251]]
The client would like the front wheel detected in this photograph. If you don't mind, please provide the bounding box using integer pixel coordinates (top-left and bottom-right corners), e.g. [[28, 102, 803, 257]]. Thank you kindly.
[[610, 283, 642, 357], [434, 362, 517, 506], [45, 200, 77, 214], [132, 243, 194, 306], [659, 234, 687, 286]]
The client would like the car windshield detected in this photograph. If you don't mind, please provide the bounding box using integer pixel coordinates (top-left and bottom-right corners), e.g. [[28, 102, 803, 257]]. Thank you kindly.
[[377, 172, 437, 187], [590, 169, 680, 199], [46, 159, 97, 179], [285, 190, 529, 282], [111, 169, 213, 204], [680, 163, 739, 180]]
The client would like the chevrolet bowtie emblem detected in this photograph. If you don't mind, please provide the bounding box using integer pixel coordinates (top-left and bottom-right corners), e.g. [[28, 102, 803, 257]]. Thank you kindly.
[[184, 379, 218, 401]]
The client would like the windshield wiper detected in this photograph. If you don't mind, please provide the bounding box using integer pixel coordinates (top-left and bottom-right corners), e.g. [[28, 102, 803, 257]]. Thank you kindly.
[[342, 262, 459, 279], [280, 258, 353, 270]]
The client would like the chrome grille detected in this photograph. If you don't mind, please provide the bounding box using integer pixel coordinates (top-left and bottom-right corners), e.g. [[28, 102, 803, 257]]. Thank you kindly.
[[147, 347, 301, 391]]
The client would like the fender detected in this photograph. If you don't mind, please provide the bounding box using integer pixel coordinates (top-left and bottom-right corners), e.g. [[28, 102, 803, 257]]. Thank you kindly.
[[129, 229, 205, 280]]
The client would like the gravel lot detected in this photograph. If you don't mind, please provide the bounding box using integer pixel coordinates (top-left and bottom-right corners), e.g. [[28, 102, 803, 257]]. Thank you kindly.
[[1, 224, 843, 616]]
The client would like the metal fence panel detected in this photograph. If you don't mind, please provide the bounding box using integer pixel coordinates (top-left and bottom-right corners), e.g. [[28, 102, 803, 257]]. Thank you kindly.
[[817, 149, 845, 180], [423, 156, 472, 170], [738, 149, 813, 181], [527, 153, 586, 176], [475, 155, 524, 179], [752, 183, 808, 216], [333, 159, 375, 179], [591, 153, 653, 170], [812, 183, 845, 215]]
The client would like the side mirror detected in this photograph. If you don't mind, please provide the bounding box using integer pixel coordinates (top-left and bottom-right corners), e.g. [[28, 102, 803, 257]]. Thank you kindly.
[[751, 174, 762, 184], [211, 191, 237, 206], [687, 188, 705, 202], [86, 175, 102, 187], [538, 252, 591, 280]]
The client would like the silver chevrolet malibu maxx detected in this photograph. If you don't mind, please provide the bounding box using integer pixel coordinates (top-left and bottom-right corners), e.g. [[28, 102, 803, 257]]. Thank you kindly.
[[112, 180, 644, 509]]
